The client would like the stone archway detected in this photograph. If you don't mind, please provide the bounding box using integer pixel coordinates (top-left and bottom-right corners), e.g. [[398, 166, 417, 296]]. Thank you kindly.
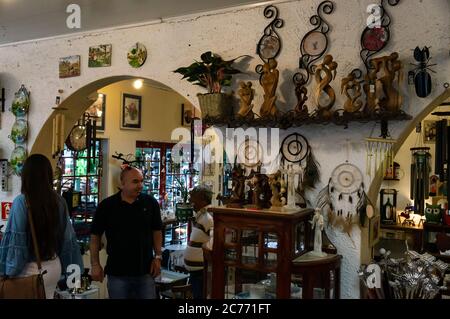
[[361, 88, 450, 263]]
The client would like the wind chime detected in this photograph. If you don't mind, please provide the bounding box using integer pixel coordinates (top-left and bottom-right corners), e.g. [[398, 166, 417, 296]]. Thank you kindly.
[[365, 137, 396, 178], [410, 147, 431, 216]]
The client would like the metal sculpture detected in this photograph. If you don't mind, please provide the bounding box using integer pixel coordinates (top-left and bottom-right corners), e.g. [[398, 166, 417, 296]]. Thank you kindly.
[[410, 46, 436, 98]]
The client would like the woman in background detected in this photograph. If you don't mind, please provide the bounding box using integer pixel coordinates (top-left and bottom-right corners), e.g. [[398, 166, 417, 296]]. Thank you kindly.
[[0, 154, 83, 298]]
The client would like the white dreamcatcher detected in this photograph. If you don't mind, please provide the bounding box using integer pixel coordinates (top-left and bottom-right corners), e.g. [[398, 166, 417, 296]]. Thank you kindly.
[[316, 162, 370, 239]]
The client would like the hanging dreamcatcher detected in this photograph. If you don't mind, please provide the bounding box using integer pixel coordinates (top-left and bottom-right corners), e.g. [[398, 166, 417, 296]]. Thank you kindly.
[[317, 162, 370, 238], [279, 133, 320, 206]]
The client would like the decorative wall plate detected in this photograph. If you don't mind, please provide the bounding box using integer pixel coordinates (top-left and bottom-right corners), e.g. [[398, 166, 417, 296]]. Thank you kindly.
[[258, 35, 281, 60], [10, 146, 27, 176], [10, 119, 28, 144], [11, 85, 30, 117], [330, 163, 363, 194], [302, 31, 327, 57], [237, 139, 263, 168], [361, 27, 388, 52], [127, 42, 147, 68], [280, 133, 309, 163]]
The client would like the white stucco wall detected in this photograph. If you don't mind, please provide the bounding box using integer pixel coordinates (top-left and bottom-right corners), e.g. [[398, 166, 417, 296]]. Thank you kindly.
[[0, 0, 449, 298]]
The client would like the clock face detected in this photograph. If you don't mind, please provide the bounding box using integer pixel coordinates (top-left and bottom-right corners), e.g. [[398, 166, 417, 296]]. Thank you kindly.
[[68, 125, 87, 151]]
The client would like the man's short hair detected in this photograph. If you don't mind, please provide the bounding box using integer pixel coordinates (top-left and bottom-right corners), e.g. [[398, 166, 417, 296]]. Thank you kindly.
[[120, 166, 140, 182], [189, 186, 213, 205]]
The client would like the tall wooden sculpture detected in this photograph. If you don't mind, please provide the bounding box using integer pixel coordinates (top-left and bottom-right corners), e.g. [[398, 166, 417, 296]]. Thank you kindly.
[[259, 59, 280, 118], [313, 54, 337, 120]]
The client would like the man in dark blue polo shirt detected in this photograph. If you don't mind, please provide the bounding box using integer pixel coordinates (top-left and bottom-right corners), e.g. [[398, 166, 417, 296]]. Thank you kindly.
[[89, 166, 163, 299]]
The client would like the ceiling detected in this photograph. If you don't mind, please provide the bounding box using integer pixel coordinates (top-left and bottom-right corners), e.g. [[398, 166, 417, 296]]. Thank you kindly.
[[0, 0, 267, 45]]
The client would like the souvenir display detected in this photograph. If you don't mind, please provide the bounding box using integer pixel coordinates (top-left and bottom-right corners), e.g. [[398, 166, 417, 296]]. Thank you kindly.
[[424, 203, 442, 224], [237, 81, 255, 120], [9, 146, 27, 176], [9, 85, 30, 175], [365, 137, 395, 178], [280, 133, 320, 207], [255, 5, 284, 70], [410, 46, 436, 98], [291, 1, 334, 120], [317, 162, 369, 237], [9, 119, 28, 144], [359, 0, 400, 72], [313, 54, 338, 120], [11, 85, 30, 117], [127, 42, 147, 68], [360, 249, 448, 299], [380, 188, 397, 224], [341, 70, 363, 113], [410, 147, 431, 215]]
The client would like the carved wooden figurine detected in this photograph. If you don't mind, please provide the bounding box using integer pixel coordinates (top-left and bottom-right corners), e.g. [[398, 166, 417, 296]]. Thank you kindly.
[[341, 72, 363, 113], [294, 79, 309, 117], [227, 163, 246, 208], [259, 58, 279, 118], [237, 81, 255, 120], [268, 171, 283, 207], [370, 52, 403, 113], [314, 55, 338, 120]]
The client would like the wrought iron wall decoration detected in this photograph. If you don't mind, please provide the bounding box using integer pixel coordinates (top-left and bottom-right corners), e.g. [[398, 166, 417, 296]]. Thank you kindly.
[[292, 1, 334, 119], [410, 46, 436, 98], [359, 0, 400, 72], [294, 1, 334, 86], [1, 87, 5, 112], [255, 5, 284, 75]]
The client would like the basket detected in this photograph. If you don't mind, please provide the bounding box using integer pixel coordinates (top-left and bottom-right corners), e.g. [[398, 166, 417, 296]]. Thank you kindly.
[[197, 93, 232, 119]]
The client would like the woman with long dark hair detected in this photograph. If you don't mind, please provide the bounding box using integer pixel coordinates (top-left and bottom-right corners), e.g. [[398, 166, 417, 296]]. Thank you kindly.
[[0, 154, 83, 298]]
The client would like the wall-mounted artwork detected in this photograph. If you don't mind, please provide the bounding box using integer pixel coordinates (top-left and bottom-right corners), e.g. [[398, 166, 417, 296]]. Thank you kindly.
[[88, 44, 112, 67], [423, 120, 436, 143], [127, 42, 147, 68], [121, 93, 141, 129], [86, 94, 106, 131], [59, 55, 81, 78]]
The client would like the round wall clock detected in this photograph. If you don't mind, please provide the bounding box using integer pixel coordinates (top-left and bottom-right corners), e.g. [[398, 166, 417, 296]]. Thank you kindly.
[[280, 133, 309, 163], [127, 42, 147, 68], [66, 124, 87, 152], [330, 163, 363, 194], [237, 139, 263, 168], [302, 31, 327, 57]]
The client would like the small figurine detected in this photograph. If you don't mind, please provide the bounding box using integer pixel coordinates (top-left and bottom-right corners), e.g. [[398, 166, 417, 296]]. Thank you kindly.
[[260, 58, 279, 118], [310, 208, 327, 257], [294, 79, 309, 118], [313, 55, 338, 120], [237, 81, 255, 120], [269, 171, 283, 207], [341, 71, 363, 113]]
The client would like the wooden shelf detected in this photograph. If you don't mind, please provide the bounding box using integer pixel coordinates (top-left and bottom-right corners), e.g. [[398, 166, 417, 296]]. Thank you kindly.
[[423, 222, 450, 232], [383, 178, 400, 181], [203, 110, 412, 129]]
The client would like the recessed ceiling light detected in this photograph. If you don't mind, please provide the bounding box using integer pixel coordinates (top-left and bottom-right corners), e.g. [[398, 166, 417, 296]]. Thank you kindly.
[[133, 79, 143, 89]]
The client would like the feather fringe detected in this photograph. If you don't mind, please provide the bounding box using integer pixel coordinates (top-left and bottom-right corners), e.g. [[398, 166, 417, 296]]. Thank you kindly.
[[303, 151, 321, 189], [316, 179, 331, 209]]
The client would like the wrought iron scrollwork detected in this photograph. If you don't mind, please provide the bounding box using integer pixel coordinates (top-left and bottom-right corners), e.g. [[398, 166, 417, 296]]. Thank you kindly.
[[359, 0, 400, 72], [293, 1, 334, 87], [255, 5, 284, 76]]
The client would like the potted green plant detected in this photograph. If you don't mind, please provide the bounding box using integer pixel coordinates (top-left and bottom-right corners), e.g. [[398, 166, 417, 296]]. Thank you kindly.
[[174, 51, 248, 119]]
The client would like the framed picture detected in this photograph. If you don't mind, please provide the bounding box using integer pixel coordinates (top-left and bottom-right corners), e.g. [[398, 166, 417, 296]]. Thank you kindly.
[[181, 103, 194, 127], [369, 215, 381, 247], [423, 120, 437, 144], [88, 44, 112, 67], [121, 93, 142, 129], [59, 55, 81, 78], [86, 94, 106, 131]]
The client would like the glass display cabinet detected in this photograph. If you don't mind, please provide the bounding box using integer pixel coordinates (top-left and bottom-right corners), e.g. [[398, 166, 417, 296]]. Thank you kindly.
[[207, 206, 314, 299]]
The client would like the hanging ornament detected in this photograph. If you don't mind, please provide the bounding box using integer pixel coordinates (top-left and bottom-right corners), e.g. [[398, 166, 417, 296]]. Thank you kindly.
[[410, 147, 431, 216], [280, 133, 320, 207], [316, 162, 370, 237], [365, 137, 396, 178]]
